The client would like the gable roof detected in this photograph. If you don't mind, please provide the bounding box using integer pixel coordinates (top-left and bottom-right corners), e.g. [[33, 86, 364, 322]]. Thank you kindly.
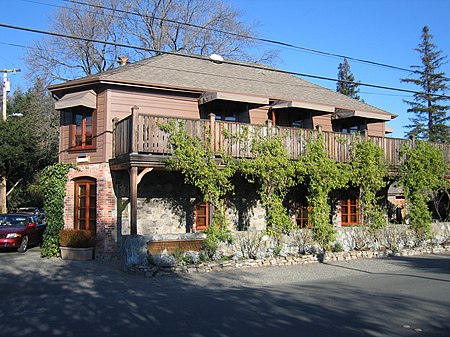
[[49, 53, 395, 119]]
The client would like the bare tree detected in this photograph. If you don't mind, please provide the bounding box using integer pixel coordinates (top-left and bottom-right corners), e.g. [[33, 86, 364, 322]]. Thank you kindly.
[[26, 0, 275, 84], [26, 0, 127, 84], [124, 0, 259, 60]]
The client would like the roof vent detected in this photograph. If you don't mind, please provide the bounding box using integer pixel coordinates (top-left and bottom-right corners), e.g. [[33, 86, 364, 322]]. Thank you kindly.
[[118, 57, 130, 67], [209, 54, 224, 64]]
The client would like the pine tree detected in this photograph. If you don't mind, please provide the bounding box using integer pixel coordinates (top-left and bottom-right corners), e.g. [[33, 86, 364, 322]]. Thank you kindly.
[[401, 26, 450, 143], [336, 58, 361, 100]]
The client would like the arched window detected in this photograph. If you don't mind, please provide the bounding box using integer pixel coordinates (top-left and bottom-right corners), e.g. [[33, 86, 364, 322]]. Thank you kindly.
[[74, 178, 97, 230]]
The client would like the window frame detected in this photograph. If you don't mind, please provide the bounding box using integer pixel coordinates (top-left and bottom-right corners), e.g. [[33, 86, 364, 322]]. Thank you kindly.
[[74, 178, 97, 231], [294, 203, 312, 229], [194, 202, 210, 231], [341, 199, 359, 226], [68, 107, 96, 150]]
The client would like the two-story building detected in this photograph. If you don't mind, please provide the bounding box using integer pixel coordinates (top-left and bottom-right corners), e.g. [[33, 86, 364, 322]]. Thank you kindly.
[[49, 53, 398, 258]]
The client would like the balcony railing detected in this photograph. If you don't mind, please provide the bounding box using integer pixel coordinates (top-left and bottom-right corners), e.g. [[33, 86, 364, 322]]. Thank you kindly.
[[112, 110, 450, 166]]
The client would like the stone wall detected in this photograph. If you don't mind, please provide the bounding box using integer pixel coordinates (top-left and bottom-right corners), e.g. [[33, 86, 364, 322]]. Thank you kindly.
[[121, 223, 450, 271], [117, 171, 267, 235]]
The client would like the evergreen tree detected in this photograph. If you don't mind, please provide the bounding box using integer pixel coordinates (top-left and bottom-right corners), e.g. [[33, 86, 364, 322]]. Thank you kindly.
[[336, 58, 361, 100], [401, 26, 450, 143]]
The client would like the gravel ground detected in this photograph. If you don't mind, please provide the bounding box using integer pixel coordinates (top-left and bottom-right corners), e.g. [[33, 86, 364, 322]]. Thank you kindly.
[[179, 251, 450, 289], [2, 247, 450, 337], [3, 246, 449, 287]]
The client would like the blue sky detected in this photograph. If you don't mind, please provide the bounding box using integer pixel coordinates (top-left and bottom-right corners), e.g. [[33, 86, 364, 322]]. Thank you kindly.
[[1, 0, 450, 138]]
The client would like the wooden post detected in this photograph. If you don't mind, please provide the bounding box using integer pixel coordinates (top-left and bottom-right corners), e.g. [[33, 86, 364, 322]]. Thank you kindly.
[[316, 124, 322, 133], [266, 119, 273, 136], [271, 109, 276, 126], [0, 177, 6, 213], [209, 113, 216, 153], [112, 118, 118, 158], [129, 166, 138, 235], [131, 106, 139, 154]]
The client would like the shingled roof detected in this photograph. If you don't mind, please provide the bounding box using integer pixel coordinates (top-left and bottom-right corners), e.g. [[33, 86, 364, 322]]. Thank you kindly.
[[49, 53, 394, 118]]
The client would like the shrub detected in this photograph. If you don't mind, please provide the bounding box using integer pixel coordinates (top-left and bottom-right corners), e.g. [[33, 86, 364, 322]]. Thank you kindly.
[[59, 229, 95, 248]]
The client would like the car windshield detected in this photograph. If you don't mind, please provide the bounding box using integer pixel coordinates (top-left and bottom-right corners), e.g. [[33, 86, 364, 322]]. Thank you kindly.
[[0, 215, 28, 227], [18, 208, 37, 214]]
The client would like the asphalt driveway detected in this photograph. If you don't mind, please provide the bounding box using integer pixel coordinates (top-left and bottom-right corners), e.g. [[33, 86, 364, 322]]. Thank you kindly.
[[1, 247, 449, 337]]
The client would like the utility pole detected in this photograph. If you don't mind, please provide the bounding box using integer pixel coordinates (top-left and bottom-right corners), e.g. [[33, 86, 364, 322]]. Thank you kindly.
[[1, 68, 21, 213]]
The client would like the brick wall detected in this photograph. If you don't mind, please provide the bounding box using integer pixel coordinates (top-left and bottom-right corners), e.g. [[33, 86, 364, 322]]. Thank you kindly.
[[65, 163, 118, 259]]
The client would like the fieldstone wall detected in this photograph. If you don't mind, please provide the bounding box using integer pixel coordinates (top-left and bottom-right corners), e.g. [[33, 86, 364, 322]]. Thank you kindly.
[[121, 223, 450, 273]]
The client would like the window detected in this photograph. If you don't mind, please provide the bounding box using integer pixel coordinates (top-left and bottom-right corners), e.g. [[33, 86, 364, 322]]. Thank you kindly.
[[340, 125, 360, 134], [194, 202, 210, 231], [70, 108, 94, 149], [295, 204, 311, 228], [341, 199, 359, 226], [74, 179, 96, 231], [273, 109, 312, 129]]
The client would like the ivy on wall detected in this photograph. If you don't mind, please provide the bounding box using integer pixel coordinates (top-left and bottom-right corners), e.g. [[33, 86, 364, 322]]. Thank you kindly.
[[299, 134, 349, 250], [160, 121, 236, 257], [39, 163, 78, 257], [399, 140, 448, 237], [350, 138, 389, 230], [239, 129, 296, 238], [160, 120, 448, 250]]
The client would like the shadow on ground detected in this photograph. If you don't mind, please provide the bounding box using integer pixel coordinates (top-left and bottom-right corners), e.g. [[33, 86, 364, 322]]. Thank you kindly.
[[1, 249, 449, 337]]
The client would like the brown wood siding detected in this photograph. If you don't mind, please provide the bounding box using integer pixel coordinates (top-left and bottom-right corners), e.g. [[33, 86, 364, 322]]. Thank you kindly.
[[249, 106, 269, 125], [59, 111, 72, 163], [109, 89, 200, 121], [367, 122, 385, 137], [312, 113, 333, 132]]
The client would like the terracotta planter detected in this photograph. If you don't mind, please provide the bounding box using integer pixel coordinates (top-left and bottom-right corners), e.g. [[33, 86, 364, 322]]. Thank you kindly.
[[60, 247, 94, 260]]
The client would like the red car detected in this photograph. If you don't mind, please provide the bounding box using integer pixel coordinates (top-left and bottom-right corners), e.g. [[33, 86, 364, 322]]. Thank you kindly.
[[0, 214, 46, 253]]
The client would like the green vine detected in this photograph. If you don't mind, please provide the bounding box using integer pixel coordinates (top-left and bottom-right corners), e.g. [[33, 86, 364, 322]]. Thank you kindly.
[[39, 163, 78, 257], [299, 134, 349, 250], [160, 121, 236, 258], [399, 140, 448, 237], [239, 129, 296, 238], [350, 139, 388, 230]]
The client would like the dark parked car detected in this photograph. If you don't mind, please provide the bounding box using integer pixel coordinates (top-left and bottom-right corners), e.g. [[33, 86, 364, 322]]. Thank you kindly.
[[0, 214, 46, 253], [16, 207, 45, 223]]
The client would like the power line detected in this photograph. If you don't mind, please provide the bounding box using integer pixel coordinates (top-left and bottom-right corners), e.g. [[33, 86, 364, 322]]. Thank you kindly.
[[62, 0, 413, 73], [0, 22, 449, 99], [21, 0, 413, 73]]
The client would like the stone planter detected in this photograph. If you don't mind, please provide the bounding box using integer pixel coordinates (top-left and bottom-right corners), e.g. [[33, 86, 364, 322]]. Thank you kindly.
[[60, 247, 94, 260]]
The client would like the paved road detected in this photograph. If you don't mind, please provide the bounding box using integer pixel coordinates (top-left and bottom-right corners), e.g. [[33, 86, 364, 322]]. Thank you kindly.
[[1, 247, 449, 337]]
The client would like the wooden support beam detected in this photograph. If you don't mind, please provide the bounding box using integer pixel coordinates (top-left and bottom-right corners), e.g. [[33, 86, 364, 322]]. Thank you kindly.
[[130, 166, 138, 235], [209, 113, 215, 152], [131, 106, 139, 154], [137, 168, 153, 185]]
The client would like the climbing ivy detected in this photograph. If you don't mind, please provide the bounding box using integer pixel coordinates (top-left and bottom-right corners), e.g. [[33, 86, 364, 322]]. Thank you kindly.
[[399, 140, 448, 237], [160, 121, 236, 224], [160, 121, 236, 257], [299, 135, 349, 250], [39, 163, 78, 257], [350, 139, 388, 230], [239, 129, 296, 238]]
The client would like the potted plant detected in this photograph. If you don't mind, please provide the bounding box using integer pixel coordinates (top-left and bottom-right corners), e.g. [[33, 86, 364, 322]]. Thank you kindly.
[[59, 229, 95, 260]]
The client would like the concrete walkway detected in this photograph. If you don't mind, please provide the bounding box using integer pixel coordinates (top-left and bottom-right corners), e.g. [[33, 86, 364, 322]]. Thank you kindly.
[[1, 247, 449, 337]]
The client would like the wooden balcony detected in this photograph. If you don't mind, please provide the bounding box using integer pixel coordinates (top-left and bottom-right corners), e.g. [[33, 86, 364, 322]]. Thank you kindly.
[[110, 110, 450, 170]]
